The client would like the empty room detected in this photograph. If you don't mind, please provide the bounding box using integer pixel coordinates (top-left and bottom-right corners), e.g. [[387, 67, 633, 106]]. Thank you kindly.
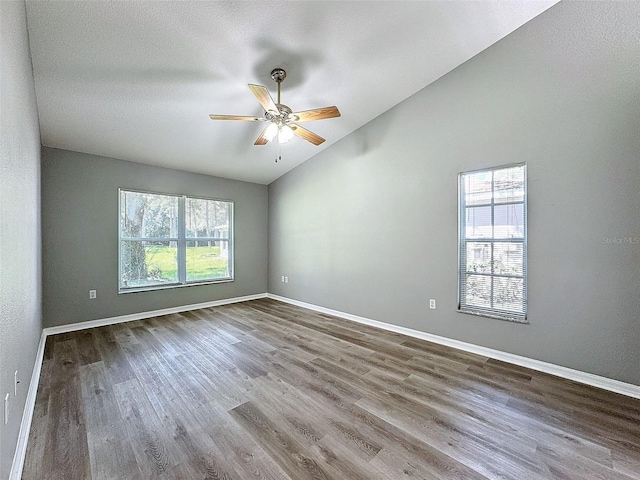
[[1, 1, 639, 479]]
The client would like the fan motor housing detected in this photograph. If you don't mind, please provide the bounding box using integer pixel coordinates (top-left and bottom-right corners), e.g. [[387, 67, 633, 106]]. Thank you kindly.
[[277, 104, 292, 116]]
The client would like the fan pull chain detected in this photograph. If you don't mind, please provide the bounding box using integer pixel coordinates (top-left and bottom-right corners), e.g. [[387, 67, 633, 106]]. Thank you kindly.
[[275, 144, 281, 163]]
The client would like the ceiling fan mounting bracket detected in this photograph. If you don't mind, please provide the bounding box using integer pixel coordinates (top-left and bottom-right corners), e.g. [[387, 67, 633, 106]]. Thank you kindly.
[[270, 68, 286, 84]]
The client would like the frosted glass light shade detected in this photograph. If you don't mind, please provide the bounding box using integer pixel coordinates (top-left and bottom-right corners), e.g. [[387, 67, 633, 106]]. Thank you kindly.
[[264, 123, 278, 141], [278, 125, 294, 143]]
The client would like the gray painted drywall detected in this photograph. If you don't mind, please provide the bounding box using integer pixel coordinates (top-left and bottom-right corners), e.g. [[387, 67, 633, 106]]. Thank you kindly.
[[268, 1, 640, 386], [41, 147, 268, 328], [0, 1, 43, 477]]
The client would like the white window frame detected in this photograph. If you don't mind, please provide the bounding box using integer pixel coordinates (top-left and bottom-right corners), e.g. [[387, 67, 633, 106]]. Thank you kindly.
[[118, 189, 234, 293], [457, 163, 527, 323]]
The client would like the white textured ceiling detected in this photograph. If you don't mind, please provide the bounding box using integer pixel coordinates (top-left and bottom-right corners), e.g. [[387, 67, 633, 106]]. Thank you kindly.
[[25, 1, 557, 185]]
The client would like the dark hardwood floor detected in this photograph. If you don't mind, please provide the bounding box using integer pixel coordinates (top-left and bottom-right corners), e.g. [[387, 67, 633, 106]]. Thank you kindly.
[[23, 298, 640, 479]]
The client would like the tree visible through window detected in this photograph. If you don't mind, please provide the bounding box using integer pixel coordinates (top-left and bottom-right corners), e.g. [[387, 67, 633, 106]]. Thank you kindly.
[[458, 164, 527, 322], [119, 190, 233, 291]]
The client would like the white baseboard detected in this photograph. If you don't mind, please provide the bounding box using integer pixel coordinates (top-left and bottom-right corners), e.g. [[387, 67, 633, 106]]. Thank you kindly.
[[267, 294, 640, 399], [10, 331, 46, 480], [10, 292, 267, 480], [43, 293, 267, 336]]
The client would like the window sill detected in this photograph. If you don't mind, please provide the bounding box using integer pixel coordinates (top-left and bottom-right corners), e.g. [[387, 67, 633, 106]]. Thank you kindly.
[[119, 278, 234, 294], [457, 308, 528, 324]]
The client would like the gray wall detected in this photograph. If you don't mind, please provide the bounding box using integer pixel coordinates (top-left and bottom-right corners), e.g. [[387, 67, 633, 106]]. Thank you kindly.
[[268, 1, 640, 386], [42, 147, 268, 328], [0, 1, 43, 477]]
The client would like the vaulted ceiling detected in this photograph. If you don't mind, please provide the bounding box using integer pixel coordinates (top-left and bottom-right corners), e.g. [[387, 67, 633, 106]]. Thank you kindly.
[[25, 1, 557, 184]]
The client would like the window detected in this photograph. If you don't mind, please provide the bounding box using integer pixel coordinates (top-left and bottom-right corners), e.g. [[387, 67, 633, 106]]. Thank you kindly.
[[119, 189, 233, 292], [458, 164, 527, 322]]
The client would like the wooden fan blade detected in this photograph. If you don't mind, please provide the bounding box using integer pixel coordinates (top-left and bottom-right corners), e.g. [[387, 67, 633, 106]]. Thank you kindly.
[[248, 84, 279, 113], [292, 124, 325, 146], [209, 114, 263, 121], [254, 126, 270, 145], [291, 106, 341, 122]]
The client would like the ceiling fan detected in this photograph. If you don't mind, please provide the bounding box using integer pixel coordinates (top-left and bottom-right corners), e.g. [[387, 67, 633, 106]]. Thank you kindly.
[[209, 68, 340, 146]]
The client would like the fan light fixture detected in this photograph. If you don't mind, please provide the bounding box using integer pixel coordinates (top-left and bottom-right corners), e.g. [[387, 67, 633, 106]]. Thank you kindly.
[[264, 123, 278, 142], [209, 68, 341, 148], [264, 122, 293, 144], [277, 125, 293, 143]]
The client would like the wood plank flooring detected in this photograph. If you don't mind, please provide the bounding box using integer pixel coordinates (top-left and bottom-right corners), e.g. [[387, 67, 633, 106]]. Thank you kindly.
[[23, 298, 640, 479]]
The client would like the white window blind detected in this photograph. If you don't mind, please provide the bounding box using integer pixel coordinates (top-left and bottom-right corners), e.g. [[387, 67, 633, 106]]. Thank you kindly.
[[458, 164, 527, 322]]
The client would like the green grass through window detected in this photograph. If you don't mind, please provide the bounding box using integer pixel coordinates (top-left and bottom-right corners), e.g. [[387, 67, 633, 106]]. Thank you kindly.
[[145, 244, 229, 281]]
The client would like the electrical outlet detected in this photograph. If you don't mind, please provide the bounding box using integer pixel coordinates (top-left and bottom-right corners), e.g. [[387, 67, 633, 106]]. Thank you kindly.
[[284, 276, 288, 283], [429, 299, 436, 309], [14, 370, 18, 396], [281, 275, 285, 282], [4, 393, 8, 425], [89, 289, 96, 299]]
